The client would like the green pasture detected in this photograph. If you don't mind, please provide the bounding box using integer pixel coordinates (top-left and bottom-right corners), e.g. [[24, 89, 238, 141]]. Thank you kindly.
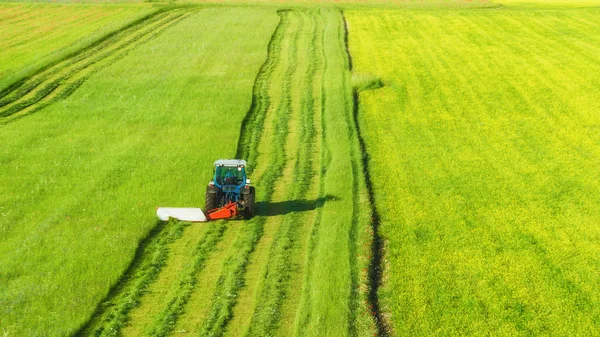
[[0, 3, 156, 92], [1, 0, 599, 336], [0, 7, 276, 336], [347, 6, 600, 336]]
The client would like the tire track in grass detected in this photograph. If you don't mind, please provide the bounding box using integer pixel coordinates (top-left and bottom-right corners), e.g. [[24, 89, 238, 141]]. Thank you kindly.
[[0, 8, 194, 124], [198, 10, 298, 337]]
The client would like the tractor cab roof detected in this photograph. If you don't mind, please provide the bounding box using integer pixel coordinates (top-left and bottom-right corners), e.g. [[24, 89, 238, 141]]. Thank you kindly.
[[214, 159, 246, 167]]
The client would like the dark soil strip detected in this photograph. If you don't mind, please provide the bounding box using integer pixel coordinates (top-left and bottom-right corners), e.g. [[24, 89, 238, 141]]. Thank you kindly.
[[342, 11, 388, 337]]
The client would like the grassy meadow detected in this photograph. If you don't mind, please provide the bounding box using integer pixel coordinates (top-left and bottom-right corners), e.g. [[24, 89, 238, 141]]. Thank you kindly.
[[0, 3, 157, 92], [346, 5, 600, 336], [1, 0, 599, 336], [0, 7, 278, 335]]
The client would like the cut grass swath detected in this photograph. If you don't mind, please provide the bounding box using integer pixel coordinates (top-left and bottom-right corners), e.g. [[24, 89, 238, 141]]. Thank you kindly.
[[199, 10, 298, 336], [243, 10, 315, 336], [146, 221, 227, 336], [75, 220, 188, 337], [0, 8, 195, 124]]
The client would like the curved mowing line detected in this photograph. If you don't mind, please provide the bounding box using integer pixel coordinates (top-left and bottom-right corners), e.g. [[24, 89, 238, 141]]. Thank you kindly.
[[73, 220, 189, 337], [198, 10, 295, 337], [235, 12, 287, 171], [342, 11, 389, 337], [0, 10, 176, 109], [0, 8, 194, 124], [0, 8, 163, 98]]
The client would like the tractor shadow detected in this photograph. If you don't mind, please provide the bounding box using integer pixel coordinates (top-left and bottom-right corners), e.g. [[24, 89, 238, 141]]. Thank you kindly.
[[255, 194, 339, 217]]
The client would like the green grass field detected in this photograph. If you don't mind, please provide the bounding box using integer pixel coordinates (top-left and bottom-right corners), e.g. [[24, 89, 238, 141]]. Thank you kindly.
[[347, 5, 600, 336], [1, 0, 599, 336], [0, 7, 279, 335], [0, 3, 156, 92]]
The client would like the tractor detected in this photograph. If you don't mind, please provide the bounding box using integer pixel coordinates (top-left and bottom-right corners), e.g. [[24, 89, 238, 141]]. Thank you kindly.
[[156, 159, 255, 222]]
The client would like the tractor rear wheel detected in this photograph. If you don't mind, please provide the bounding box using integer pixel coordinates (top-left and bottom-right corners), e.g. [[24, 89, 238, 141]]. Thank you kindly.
[[244, 186, 255, 219], [205, 187, 219, 211]]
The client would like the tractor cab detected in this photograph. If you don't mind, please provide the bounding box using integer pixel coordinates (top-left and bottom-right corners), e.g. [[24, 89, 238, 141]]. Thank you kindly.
[[213, 160, 247, 187]]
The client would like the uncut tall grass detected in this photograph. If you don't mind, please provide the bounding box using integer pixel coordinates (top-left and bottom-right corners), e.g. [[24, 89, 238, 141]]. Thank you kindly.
[[0, 8, 278, 336], [347, 7, 600, 336]]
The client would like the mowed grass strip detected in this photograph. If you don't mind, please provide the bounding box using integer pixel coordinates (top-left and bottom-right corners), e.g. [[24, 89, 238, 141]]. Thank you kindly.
[[292, 8, 375, 337], [0, 3, 155, 92], [223, 11, 300, 332], [118, 223, 211, 336], [145, 221, 227, 336], [243, 10, 313, 337], [275, 10, 325, 337], [77, 220, 189, 337], [198, 10, 298, 336], [347, 8, 600, 336], [173, 224, 243, 334], [0, 8, 278, 336], [0, 8, 194, 123]]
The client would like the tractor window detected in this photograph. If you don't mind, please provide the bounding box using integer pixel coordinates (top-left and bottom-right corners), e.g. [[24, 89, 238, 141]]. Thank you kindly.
[[215, 166, 244, 185]]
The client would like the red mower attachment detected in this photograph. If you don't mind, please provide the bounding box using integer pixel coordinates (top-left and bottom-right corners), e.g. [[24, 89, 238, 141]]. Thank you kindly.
[[205, 201, 239, 220]]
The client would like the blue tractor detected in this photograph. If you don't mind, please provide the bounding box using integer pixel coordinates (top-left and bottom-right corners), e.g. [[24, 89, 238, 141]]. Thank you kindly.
[[205, 159, 255, 219]]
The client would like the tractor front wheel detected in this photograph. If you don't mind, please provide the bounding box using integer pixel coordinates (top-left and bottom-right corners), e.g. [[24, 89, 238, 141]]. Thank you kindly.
[[244, 186, 255, 219]]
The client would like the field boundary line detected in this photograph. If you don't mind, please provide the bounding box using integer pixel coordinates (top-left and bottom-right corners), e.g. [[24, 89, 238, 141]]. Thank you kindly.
[[342, 10, 390, 337]]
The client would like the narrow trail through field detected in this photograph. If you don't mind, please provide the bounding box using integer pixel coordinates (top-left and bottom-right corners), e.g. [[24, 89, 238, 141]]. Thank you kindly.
[[0, 7, 195, 125], [75, 8, 378, 337]]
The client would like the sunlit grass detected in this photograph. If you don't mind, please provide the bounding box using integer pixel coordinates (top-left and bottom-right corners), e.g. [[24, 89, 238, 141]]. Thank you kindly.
[[347, 7, 600, 336], [0, 7, 277, 336], [0, 3, 156, 92]]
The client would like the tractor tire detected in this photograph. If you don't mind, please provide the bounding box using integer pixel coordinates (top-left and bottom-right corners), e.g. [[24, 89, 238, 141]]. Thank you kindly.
[[244, 186, 256, 219], [205, 186, 219, 211]]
